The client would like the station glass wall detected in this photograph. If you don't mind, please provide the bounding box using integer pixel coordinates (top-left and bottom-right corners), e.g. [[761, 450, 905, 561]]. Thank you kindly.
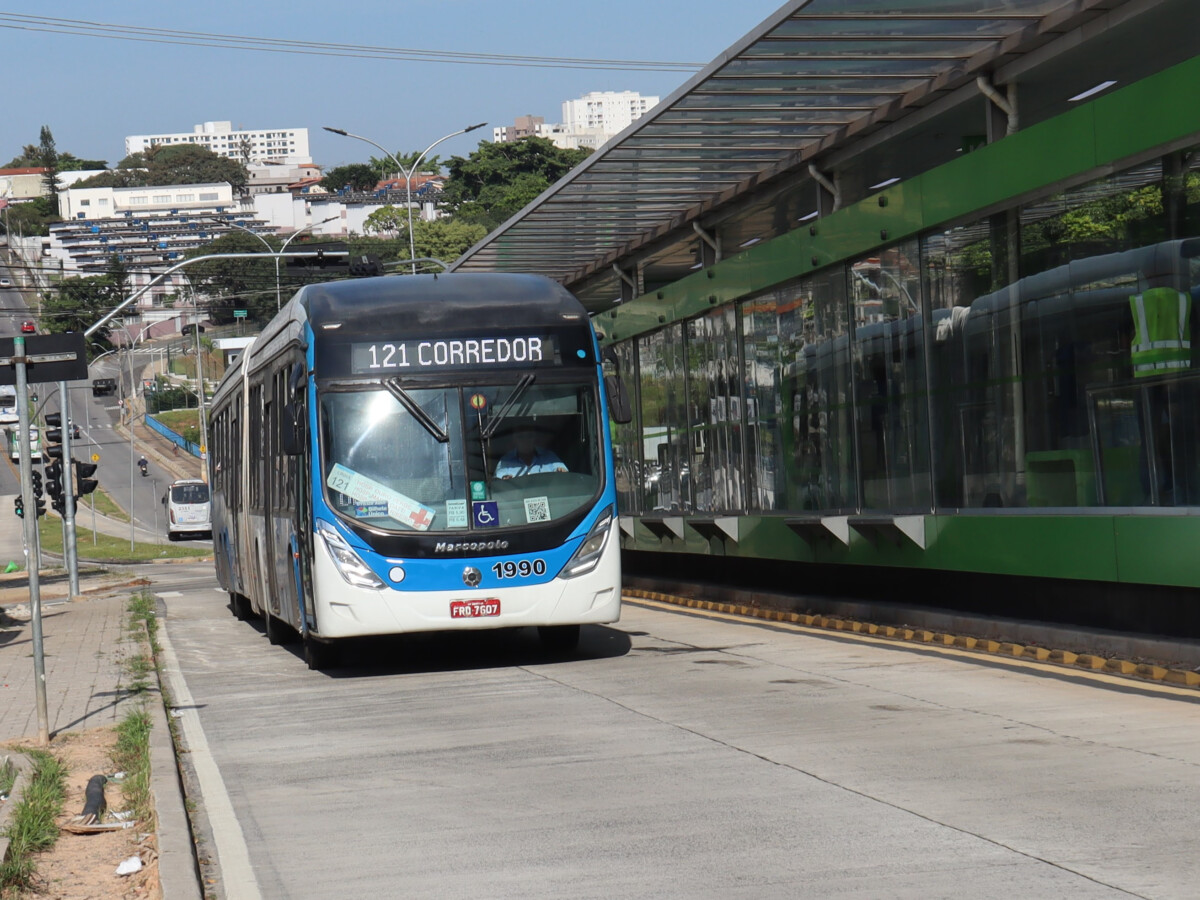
[[619, 146, 1200, 516]]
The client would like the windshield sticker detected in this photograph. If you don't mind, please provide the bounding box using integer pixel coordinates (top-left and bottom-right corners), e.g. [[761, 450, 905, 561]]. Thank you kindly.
[[524, 496, 551, 523], [446, 499, 469, 528], [327, 464, 437, 532], [353, 502, 390, 519], [470, 481, 487, 501], [472, 500, 500, 528]]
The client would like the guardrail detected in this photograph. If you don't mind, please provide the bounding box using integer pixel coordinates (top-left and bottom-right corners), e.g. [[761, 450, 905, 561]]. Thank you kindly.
[[145, 415, 202, 458]]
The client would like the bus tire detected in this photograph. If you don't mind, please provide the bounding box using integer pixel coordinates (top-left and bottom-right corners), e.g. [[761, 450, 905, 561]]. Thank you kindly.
[[304, 635, 339, 671], [231, 593, 251, 621], [265, 610, 284, 645], [537, 624, 580, 653]]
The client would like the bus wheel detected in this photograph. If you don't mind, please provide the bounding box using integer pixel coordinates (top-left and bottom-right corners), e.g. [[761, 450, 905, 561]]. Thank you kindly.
[[230, 593, 251, 621], [537, 624, 580, 653], [304, 635, 339, 671], [265, 611, 284, 645]]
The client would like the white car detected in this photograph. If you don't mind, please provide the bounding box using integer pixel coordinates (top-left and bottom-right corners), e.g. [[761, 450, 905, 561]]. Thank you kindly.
[[0, 278, 11, 287]]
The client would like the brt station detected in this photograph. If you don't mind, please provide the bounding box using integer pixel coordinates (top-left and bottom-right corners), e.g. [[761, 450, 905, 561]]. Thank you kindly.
[[453, 0, 1200, 637]]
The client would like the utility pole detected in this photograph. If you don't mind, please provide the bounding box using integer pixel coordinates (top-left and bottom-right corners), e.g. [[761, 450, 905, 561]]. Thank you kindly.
[[194, 322, 209, 477], [14, 337, 49, 745]]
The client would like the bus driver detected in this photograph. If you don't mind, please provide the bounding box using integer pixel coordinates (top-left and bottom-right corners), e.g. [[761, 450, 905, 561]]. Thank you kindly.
[[496, 429, 567, 479]]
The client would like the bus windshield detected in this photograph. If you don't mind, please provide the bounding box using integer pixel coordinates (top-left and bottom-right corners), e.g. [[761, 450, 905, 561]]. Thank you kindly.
[[320, 380, 603, 533], [171, 483, 210, 504]]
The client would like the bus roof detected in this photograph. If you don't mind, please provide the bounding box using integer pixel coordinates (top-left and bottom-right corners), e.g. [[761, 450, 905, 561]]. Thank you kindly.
[[298, 273, 587, 337]]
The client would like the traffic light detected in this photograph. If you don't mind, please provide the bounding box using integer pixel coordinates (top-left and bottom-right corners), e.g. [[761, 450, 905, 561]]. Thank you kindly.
[[30, 470, 45, 518], [44, 412, 64, 463], [45, 458, 64, 514], [13, 496, 23, 519], [73, 460, 98, 498], [349, 254, 383, 277]]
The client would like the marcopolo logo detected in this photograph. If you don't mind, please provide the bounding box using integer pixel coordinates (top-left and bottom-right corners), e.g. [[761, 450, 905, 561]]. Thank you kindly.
[[435, 540, 510, 553]]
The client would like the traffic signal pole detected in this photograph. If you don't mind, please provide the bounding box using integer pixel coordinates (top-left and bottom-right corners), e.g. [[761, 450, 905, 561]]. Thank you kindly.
[[15, 337, 49, 745], [58, 380, 79, 597]]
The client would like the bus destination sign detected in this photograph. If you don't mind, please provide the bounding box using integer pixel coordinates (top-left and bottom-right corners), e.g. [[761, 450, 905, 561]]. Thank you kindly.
[[350, 335, 559, 374]]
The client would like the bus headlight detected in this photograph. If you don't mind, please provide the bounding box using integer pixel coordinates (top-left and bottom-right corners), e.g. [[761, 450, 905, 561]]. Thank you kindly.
[[561, 508, 613, 579], [316, 520, 386, 590]]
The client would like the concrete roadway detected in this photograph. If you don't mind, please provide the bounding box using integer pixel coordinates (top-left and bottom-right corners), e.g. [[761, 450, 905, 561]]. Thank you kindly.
[[151, 561, 1200, 900]]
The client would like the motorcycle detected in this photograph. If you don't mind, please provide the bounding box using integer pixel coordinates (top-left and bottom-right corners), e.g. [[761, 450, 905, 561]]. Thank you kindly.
[[138, 460, 148, 477]]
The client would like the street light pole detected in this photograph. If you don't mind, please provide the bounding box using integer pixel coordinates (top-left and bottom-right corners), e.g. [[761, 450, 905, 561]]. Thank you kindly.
[[323, 123, 487, 274], [207, 216, 338, 309]]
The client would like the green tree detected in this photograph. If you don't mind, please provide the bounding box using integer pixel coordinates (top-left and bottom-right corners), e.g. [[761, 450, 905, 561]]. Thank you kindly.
[[57, 153, 108, 172], [368, 152, 443, 181], [37, 126, 59, 213], [443, 138, 591, 230], [320, 164, 378, 193], [2, 144, 40, 168], [39, 254, 125, 346], [363, 205, 407, 236], [2, 197, 60, 236], [184, 231, 278, 324], [412, 219, 487, 265], [73, 145, 248, 192]]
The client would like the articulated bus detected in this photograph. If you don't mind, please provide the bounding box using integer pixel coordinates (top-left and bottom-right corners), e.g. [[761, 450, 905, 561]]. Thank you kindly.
[[209, 273, 628, 669]]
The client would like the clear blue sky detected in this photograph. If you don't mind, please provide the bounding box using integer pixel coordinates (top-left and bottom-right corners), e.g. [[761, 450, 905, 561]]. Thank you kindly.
[[2, 1, 784, 170]]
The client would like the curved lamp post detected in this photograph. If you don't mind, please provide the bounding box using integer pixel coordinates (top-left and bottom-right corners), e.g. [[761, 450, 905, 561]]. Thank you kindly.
[[207, 215, 338, 309], [323, 123, 487, 273]]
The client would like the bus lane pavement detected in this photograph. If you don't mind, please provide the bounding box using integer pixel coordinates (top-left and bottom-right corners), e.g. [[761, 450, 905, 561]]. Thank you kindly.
[[152, 569, 1200, 899]]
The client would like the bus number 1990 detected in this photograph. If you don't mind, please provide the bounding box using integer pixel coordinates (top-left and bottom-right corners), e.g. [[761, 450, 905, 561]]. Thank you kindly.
[[492, 559, 546, 579]]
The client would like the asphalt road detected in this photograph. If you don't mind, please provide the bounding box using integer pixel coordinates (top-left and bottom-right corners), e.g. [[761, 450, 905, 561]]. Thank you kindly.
[[152, 561, 1200, 900]]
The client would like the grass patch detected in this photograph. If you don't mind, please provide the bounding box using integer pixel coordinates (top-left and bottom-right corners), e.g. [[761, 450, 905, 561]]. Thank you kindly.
[[83, 488, 128, 523], [38, 519, 210, 562], [0, 756, 14, 798], [127, 591, 159, 648], [111, 710, 154, 830], [0, 749, 67, 897], [151, 409, 200, 435]]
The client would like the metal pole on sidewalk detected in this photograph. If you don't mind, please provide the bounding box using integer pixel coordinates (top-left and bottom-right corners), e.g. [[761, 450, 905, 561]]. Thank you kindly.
[[127, 343, 135, 552], [59, 380, 79, 597], [16, 337, 50, 745], [194, 324, 209, 480]]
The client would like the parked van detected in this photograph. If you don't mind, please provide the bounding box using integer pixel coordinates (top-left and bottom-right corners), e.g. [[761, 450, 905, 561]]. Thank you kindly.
[[163, 478, 211, 540]]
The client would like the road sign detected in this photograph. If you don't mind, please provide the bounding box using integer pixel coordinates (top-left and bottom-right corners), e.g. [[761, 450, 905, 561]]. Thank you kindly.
[[0, 334, 88, 385], [233, 310, 248, 318]]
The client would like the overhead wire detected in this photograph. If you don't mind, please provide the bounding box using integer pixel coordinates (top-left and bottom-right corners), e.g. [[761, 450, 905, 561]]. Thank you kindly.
[[0, 13, 705, 72]]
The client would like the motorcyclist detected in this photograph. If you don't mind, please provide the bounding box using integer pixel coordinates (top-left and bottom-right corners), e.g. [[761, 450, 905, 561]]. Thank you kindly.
[[138, 455, 148, 476]]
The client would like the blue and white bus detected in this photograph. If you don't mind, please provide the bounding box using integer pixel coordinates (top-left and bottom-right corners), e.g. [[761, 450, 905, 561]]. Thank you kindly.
[[209, 273, 630, 669]]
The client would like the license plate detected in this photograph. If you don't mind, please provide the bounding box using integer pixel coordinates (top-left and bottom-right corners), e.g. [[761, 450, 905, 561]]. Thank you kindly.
[[450, 598, 501, 619]]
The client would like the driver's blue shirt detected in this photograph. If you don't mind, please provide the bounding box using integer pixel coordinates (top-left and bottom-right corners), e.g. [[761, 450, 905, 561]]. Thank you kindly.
[[495, 448, 567, 479]]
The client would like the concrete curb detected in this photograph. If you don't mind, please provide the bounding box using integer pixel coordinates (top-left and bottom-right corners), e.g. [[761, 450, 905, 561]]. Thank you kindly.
[[624, 588, 1200, 690], [147, 678, 203, 899]]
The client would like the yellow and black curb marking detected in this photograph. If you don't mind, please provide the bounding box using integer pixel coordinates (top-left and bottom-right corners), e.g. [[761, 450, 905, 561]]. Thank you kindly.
[[624, 588, 1200, 691]]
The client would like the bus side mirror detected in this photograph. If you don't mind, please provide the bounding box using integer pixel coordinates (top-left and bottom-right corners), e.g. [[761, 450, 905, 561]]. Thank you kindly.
[[605, 374, 632, 425], [161, 495, 166, 506]]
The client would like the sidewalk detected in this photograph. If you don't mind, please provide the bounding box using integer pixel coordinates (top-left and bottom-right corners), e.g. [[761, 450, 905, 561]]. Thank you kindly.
[[0, 568, 203, 899]]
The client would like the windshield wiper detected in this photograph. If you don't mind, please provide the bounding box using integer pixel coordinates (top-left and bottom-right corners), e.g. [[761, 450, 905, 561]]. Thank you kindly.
[[482, 373, 535, 439], [385, 379, 449, 443]]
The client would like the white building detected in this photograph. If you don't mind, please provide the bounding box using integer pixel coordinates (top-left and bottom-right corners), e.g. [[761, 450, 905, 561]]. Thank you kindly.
[[561, 91, 658, 138], [245, 161, 323, 196], [493, 92, 659, 151], [59, 183, 235, 221], [125, 121, 313, 165]]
